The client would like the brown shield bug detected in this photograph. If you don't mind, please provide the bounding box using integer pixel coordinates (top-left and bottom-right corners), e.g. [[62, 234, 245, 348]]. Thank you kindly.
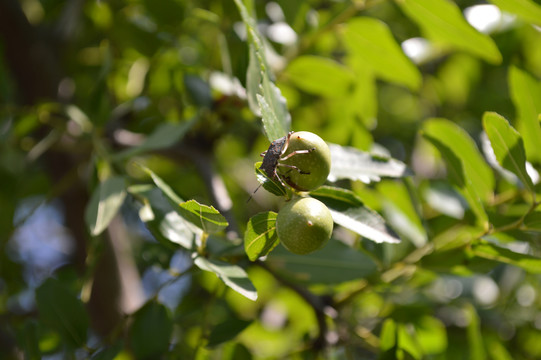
[[249, 132, 315, 200]]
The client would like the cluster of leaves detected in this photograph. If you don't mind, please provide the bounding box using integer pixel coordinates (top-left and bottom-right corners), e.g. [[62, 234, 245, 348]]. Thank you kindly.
[[2, 0, 541, 359]]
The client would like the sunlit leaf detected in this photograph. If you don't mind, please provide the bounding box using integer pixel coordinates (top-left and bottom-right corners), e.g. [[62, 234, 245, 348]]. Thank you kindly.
[[234, 0, 290, 141], [85, 176, 127, 236], [415, 316, 447, 355], [423, 182, 467, 219], [472, 242, 541, 273], [254, 161, 287, 197], [194, 256, 258, 301], [509, 66, 541, 163], [257, 93, 287, 142], [398, 323, 423, 359], [482, 112, 534, 193], [328, 144, 410, 183], [464, 303, 487, 360], [342, 57, 378, 130], [285, 56, 354, 97], [422, 118, 492, 227], [137, 166, 226, 235], [380, 318, 397, 353], [485, 334, 514, 360], [310, 186, 401, 244], [244, 211, 279, 261], [343, 17, 422, 90], [489, 0, 541, 27], [399, 0, 502, 64], [130, 301, 173, 359], [267, 239, 377, 284], [129, 185, 198, 249], [378, 180, 427, 247], [35, 278, 89, 348], [178, 200, 228, 234]]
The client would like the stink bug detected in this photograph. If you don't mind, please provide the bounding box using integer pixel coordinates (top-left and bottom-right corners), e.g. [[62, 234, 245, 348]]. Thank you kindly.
[[249, 132, 315, 200]]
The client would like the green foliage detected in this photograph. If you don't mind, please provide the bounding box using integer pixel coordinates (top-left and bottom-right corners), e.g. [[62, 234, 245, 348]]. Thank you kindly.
[[399, 0, 502, 64], [244, 211, 279, 261], [130, 301, 173, 359], [35, 278, 89, 349], [343, 17, 422, 90], [2, 0, 541, 358]]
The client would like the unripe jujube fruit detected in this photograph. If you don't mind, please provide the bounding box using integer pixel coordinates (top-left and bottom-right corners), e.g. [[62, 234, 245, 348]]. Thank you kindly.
[[278, 131, 331, 191], [276, 197, 333, 255]]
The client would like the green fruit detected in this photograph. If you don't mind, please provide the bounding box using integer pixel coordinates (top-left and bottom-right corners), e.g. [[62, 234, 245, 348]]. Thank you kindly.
[[278, 131, 331, 191], [276, 197, 333, 255]]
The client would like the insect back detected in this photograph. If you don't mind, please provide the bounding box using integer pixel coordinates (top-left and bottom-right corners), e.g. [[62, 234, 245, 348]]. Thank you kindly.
[[251, 133, 290, 199], [250, 132, 315, 199]]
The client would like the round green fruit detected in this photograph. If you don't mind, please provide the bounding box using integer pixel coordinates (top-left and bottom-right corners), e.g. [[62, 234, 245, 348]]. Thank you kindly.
[[279, 131, 331, 191], [276, 197, 333, 255]]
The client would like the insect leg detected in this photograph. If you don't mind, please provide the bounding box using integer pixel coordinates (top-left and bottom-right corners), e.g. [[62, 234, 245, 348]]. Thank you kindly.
[[277, 163, 310, 174], [279, 147, 315, 161]]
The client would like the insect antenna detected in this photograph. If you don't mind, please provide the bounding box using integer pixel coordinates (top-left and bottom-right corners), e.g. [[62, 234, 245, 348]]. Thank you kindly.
[[247, 183, 263, 203]]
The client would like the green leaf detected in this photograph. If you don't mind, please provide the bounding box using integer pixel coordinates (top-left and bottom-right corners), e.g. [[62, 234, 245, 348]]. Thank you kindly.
[[415, 316, 447, 355], [130, 301, 173, 359], [310, 186, 401, 244], [35, 278, 89, 348], [267, 239, 377, 284], [472, 242, 541, 273], [261, 77, 291, 141], [423, 182, 466, 219], [482, 112, 534, 193], [509, 66, 541, 163], [397, 323, 423, 359], [464, 303, 486, 360], [328, 144, 410, 183], [523, 211, 541, 230], [423, 134, 488, 226], [234, 0, 290, 141], [139, 164, 184, 204], [207, 318, 252, 347], [114, 120, 194, 159], [254, 161, 287, 197], [399, 0, 502, 64], [193, 256, 258, 301], [257, 94, 286, 143], [352, 60, 378, 128], [138, 166, 227, 233], [85, 176, 127, 236], [246, 43, 262, 116], [422, 118, 492, 227], [129, 186, 198, 249], [178, 200, 228, 234], [18, 320, 40, 360], [380, 318, 397, 353], [285, 56, 354, 97], [343, 17, 422, 90], [489, 0, 541, 27], [485, 334, 514, 360], [244, 211, 279, 261], [378, 180, 427, 247]]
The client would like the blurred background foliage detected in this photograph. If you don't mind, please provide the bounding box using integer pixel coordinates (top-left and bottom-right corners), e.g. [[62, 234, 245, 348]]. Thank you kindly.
[[1, 0, 541, 359]]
